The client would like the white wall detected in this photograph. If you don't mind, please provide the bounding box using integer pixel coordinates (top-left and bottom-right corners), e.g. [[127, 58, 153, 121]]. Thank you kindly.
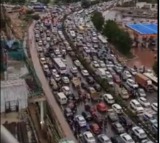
[[136, 2, 157, 11]]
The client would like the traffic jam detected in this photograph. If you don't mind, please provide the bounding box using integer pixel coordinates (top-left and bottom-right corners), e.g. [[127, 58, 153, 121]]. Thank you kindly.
[[34, 1, 157, 143]]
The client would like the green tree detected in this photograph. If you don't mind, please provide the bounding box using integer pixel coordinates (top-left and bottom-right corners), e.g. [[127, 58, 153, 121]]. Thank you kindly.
[[91, 11, 104, 31], [153, 61, 158, 75], [103, 20, 132, 56]]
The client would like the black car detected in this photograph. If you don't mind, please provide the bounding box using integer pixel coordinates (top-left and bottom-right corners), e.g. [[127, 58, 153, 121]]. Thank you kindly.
[[82, 111, 92, 121], [64, 107, 73, 119], [81, 82, 88, 90], [110, 136, 124, 143], [86, 76, 95, 85], [93, 84, 101, 92]]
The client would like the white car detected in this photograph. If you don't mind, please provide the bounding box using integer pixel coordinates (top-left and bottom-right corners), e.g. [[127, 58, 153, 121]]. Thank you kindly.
[[62, 76, 70, 84], [74, 115, 87, 127], [130, 99, 144, 114], [138, 97, 150, 108], [120, 133, 135, 143], [97, 134, 112, 143], [112, 104, 123, 114], [92, 61, 100, 68], [122, 70, 132, 80], [126, 79, 138, 89], [52, 69, 58, 75], [83, 131, 96, 143], [61, 86, 71, 95], [102, 94, 115, 104], [53, 74, 61, 81], [132, 126, 147, 140], [70, 66, 78, 74], [81, 70, 89, 76], [74, 60, 81, 67], [151, 103, 157, 112]]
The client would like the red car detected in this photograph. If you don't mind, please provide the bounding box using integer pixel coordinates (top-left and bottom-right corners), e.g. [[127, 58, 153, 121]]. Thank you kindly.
[[97, 102, 108, 112], [113, 74, 121, 84], [90, 123, 101, 135]]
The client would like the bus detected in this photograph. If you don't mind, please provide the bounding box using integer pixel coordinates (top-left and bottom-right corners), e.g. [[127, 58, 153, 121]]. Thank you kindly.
[[98, 35, 108, 44], [53, 58, 67, 74], [144, 73, 158, 90]]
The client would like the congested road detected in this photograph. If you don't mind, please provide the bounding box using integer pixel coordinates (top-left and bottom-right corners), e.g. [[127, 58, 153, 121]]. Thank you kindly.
[[29, 1, 157, 143]]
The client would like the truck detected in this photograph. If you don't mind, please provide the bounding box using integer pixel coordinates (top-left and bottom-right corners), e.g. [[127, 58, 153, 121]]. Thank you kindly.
[[135, 73, 153, 92], [96, 68, 106, 79], [71, 77, 81, 88]]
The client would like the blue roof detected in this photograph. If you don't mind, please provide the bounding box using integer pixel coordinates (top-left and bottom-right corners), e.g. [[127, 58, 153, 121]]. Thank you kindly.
[[126, 23, 157, 35]]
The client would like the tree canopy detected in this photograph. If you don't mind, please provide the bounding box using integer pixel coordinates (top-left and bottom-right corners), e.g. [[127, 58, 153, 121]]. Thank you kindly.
[[91, 11, 104, 31], [103, 20, 132, 55], [153, 61, 158, 75]]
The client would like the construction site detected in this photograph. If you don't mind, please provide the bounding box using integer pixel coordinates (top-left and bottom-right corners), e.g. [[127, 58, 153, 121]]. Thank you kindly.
[[0, 5, 65, 143]]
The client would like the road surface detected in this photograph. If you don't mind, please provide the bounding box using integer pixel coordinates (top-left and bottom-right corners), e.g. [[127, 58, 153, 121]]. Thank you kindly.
[[28, 21, 77, 142]]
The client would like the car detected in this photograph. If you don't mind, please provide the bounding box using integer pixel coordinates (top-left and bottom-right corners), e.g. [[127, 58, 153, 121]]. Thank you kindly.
[[113, 74, 121, 84], [120, 133, 135, 143], [97, 102, 108, 112], [151, 103, 157, 112], [93, 83, 102, 92], [92, 112, 103, 126], [81, 69, 89, 76], [61, 76, 70, 84], [126, 78, 138, 89], [82, 111, 92, 121], [102, 94, 115, 104], [112, 104, 123, 114], [86, 76, 95, 84], [137, 97, 150, 108], [61, 86, 71, 95], [130, 68, 137, 76], [70, 66, 78, 74], [92, 61, 100, 68], [74, 60, 82, 67], [122, 70, 132, 80], [90, 123, 101, 135], [112, 122, 125, 134], [82, 131, 96, 143], [74, 115, 87, 127], [135, 88, 146, 97], [118, 88, 129, 99], [111, 135, 124, 143], [53, 74, 61, 81], [64, 107, 73, 119], [97, 134, 112, 143], [132, 126, 147, 140], [108, 109, 118, 122], [130, 99, 144, 114]]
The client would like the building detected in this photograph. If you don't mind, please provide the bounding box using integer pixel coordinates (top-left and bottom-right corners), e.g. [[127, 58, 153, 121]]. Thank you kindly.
[[1, 79, 29, 113], [136, 2, 157, 11]]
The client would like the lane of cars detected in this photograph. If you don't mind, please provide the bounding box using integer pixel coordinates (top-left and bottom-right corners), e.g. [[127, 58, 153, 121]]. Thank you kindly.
[[63, 1, 157, 143], [33, 1, 157, 143]]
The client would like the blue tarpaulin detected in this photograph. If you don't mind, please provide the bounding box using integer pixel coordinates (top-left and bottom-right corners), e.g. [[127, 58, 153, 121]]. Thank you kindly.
[[126, 23, 157, 35]]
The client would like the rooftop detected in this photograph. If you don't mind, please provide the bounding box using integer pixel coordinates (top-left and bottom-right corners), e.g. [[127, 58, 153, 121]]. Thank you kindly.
[[126, 23, 157, 35]]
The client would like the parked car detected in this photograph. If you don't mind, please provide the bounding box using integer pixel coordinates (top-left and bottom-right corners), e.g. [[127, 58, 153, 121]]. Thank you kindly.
[[74, 115, 87, 127], [90, 123, 101, 135], [137, 97, 151, 108], [120, 133, 135, 143], [108, 109, 118, 122], [112, 104, 123, 114], [97, 134, 112, 143], [102, 94, 115, 104], [151, 103, 157, 112], [97, 102, 108, 112], [82, 131, 96, 143], [132, 126, 147, 140], [112, 122, 125, 134], [82, 111, 92, 121]]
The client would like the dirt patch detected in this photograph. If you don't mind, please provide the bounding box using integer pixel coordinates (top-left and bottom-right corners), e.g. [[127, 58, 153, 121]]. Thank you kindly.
[[126, 48, 156, 68]]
